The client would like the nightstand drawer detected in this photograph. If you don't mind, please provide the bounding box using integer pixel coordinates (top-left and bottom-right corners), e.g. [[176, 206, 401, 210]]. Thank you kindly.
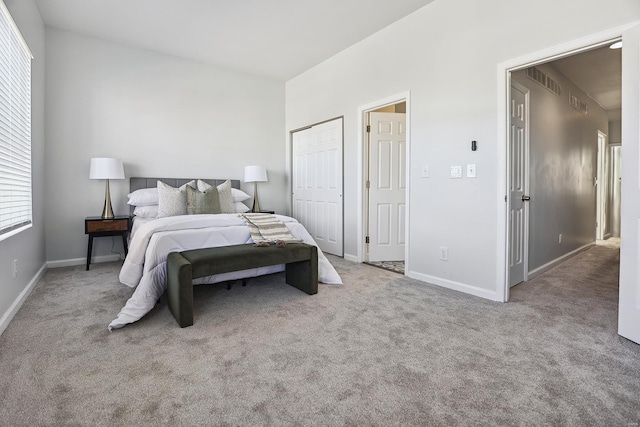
[[86, 218, 129, 233], [85, 215, 130, 270]]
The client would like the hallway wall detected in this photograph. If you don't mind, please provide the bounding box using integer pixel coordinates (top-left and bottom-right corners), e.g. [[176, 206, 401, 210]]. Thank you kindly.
[[512, 63, 609, 275]]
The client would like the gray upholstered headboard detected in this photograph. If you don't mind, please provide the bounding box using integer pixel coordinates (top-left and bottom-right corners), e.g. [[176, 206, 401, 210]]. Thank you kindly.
[[129, 177, 241, 215]]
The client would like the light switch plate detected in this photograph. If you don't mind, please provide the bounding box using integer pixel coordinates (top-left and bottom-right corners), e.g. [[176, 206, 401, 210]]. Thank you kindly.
[[450, 165, 463, 179], [466, 164, 477, 178], [422, 165, 430, 178]]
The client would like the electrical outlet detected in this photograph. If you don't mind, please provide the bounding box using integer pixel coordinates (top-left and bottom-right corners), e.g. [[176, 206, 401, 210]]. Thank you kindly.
[[12, 259, 17, 279], [450, 166, 463, 179], [439, 246, 449, 261], [558, 234, 562, 244]]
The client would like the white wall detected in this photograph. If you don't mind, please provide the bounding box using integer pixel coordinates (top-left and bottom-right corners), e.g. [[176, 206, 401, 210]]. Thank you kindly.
[[0, 0, 46, 331], [45, 29, 285, 263], [512, 64, 609, 273], [285, 0, 640, 299]]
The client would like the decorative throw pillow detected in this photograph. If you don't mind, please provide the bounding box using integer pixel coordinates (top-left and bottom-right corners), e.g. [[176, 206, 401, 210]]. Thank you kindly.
[[196, 179, 212, 192], [186, 186, 220, 215], [127, 188, 159, 206], [196, 180, 235, 213], [216, 180, 235, 213], [157, 180, 195, 217]]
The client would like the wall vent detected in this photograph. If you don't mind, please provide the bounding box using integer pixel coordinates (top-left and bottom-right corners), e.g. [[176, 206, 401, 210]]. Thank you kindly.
[[526, 67, 562, 97], [569, 91, 588, 114]]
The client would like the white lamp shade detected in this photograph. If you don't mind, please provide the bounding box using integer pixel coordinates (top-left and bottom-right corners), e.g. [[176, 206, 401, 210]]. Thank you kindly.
[[244, 165, 268, 183], [90, 158, 125, 180]]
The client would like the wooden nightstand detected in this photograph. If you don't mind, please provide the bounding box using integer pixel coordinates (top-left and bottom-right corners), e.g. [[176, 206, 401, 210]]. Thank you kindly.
[[85, 215, 131, 270]]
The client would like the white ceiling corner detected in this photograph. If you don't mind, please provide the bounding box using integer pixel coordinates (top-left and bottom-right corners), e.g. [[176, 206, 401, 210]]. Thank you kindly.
[[551, 45, 622, 113]]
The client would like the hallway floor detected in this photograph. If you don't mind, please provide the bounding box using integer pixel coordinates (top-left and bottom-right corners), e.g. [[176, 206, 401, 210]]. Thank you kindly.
[[364, 260, 404, 274]]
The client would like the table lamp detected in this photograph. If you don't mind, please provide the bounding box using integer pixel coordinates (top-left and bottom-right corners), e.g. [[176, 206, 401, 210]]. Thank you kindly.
[[244, 165, 268, 213], [90, 157, 124, 219]]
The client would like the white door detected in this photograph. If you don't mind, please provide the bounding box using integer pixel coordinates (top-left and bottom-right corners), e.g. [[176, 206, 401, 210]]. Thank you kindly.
[[292, 118, 343, 256], [367, 112, 406, 262], [618, 25, 640, 344], [596, 131, 608, 240], [508, 83, 530, 287]]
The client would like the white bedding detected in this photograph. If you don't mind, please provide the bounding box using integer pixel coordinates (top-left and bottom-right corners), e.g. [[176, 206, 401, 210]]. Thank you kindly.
[[109, 214, 342, 330]]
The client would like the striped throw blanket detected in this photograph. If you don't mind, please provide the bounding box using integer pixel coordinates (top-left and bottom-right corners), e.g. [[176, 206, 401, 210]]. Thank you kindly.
[[239, 213, 298, 243]]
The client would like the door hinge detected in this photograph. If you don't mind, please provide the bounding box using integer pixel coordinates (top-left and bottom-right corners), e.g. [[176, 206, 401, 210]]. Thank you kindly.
[[366, 236, 370, 244], [366, 180, 370, 189], [366, 125, 371, 133]]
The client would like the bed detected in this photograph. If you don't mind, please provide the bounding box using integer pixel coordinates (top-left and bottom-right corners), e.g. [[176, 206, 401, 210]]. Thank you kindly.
[[108, 177, 342, 330]]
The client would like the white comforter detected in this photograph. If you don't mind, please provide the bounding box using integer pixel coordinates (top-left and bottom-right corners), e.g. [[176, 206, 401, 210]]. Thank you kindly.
[[109, 214, 342, 330]]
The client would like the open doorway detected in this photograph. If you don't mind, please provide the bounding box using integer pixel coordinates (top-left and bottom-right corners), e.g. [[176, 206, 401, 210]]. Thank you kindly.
[[363, 101, 407, 274], [505, 41, 622, 288], [596, 130, 609, 241], [499, 24, 640, 345]]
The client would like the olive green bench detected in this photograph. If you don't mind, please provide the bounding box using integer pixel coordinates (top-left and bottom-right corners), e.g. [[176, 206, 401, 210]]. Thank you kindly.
[[166, 242, 318, 327]]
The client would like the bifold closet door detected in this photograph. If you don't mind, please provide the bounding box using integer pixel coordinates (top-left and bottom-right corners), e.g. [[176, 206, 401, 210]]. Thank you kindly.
[[292, 118, 343, 256]]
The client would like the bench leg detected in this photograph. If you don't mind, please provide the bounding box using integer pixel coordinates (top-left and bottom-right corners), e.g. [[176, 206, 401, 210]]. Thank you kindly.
[[167, 253, 194, 328], [285, 246, 318, 295]]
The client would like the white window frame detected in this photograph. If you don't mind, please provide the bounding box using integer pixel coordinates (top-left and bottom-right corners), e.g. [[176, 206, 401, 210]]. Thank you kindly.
[[0, 0, 33, 241]]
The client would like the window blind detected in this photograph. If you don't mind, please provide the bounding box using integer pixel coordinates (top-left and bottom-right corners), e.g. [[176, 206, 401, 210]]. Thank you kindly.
[[0, 1, 32, 238]]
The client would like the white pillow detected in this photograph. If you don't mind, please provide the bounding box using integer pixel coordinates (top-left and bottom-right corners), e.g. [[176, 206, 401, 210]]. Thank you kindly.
[[198, 180, 235, 214], [234, 201, 250, 213], [127, 188, 158, 206], [157, 180, 195, 218], [232, 188, 251, 202], [133, 205, 158, 218]]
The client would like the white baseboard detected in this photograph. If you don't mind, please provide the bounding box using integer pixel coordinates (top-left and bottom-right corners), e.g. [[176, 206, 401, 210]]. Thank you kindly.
[[343, 253, 358, 263], [0, 263, 47, 337], [47, 254, 121, 269], [407, 270, 501, 302], [527, 242, 595, 280]]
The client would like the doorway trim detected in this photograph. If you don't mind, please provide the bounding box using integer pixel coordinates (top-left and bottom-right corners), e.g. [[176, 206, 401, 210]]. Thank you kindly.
[[497, 23, 635, 303], [356, 91, 411, 270], [508, 80, 531, 288], [596, 130, 609, 240], [609, 143, 622, 238]]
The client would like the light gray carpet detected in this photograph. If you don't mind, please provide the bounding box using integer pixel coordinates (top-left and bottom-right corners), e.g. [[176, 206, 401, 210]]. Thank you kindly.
[[1, 245, 638, 426]]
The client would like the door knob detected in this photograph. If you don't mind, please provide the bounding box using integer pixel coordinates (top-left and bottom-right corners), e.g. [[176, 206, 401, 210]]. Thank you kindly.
[[522, 195, 531, 201]]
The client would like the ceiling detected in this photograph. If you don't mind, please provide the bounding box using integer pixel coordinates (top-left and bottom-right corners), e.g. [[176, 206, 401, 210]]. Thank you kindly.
[[33, 1, 621, 110], [34, 0, 435, 81], [552, 44, 622, 113]]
